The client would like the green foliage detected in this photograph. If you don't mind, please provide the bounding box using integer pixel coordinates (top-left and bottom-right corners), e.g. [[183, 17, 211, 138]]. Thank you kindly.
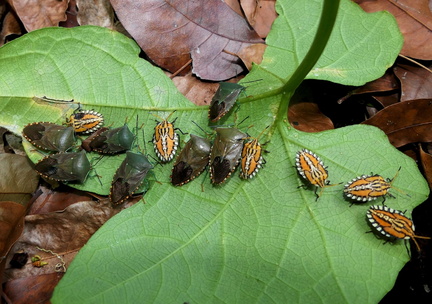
[[0, 0, 424, 303]]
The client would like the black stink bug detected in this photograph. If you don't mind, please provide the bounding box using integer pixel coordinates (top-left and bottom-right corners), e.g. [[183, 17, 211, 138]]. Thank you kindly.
[[110, 151, 154, 205], [83, 125, 135, 154], [68, 109, 104, 134], [208, 82, 246, 123], [152, 112, 180, 163], [209, 127, 247, 185], [171, 134, 211, 186], [34, 150, 90, 183], [22, 122, 75, 152]]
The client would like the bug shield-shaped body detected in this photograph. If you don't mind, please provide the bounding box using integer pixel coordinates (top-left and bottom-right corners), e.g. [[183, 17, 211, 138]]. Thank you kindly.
[[84, 125, 135, 154], [68, 110, 104, 134], [367, 205, 430, 252], [208, 82, 245, 122], [210, 127, 246, 185], [110, 151, 154, 205], [240, 138, 264, 179], [23, 122, 75, 152], [34, 150, 90, 183], [344, 174, 393, 202], [296, 149, 328, 187], [171, 134, 211, 186], [153, 119, 179, 162]]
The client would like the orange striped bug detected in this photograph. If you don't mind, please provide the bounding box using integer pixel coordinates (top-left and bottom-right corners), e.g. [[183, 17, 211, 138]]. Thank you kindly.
[[344, 167, 407, 204], [367, 205, 430, 252], [68, 109, 104, 134], [22, 122, 75, 152], [295, 149, 341, 200], [240, 126, 269, 179], [152, 111, 183, 163]]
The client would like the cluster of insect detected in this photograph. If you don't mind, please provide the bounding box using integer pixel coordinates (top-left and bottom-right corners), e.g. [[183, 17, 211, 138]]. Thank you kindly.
[[295, 149, 430, 252], [22, 109, 152, 206]]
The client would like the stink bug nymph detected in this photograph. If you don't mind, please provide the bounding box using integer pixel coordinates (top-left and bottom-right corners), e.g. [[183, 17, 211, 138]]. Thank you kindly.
[[34, 150, 90, 183], [110, 151, 154, 205], [171, 134, 211, 186], [22, 122, 75, 152], [344, 167, 407, 204], [210, 127, 247, 185], [84, 125, 135, 154], [295, 149, 341, 200], [68, 109, 104, 134], [152, 112, 181, 163], [367, 205, 430, 252], [240, 126, 269, 179]]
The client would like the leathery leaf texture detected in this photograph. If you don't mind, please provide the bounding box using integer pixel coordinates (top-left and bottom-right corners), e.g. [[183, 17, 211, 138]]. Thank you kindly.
[[0, 0, 425, 303]]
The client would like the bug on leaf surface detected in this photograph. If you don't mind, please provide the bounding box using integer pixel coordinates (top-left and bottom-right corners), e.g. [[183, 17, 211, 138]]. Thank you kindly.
[[22, 122, 75, 152], [367, 205, 430, 252], [171, 134, 211, 186], [344, 167, 407, 204], [208, 82, 246, 122], [68, 109, 104, 134], [110, 151, 154, 205], [152, 111, 182, 163], [210, 127, 247, 185], [295, 149, 341, 200], [83, 124, 135, 155], [240, 126, 269, 179], [34, 150, 91, 183]]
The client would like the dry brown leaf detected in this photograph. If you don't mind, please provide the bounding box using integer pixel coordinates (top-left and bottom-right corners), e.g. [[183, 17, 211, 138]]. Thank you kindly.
[[171, 73, 220, 106], [59, 0, 79, 28], [419, 144, 432, 189], [0, 154, 39, 195], [363, 99, 432, 147], [76, 0, 114, 28], [9, 0, 68, 31], [0, 11, 22, 46], [237, 43, 266, 70], [394, 63, 432, 102], [355, 0, 432, 60], [3, 273, 64, 304], [110, 0, 263, 81], [288, 102, 334, 132], [240, 0, 277, 38], [0, 201, 26, 259]]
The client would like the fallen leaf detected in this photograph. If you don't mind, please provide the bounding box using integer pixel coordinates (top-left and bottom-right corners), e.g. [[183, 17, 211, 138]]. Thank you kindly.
[[59, 0, 79, 28], [394, 63, 432, 102], [171, 73, 219, 106], [9, 0, 68, 32], [0, 154, 39, 195], [363, 99, 432, 147], [240, 0, 278, 37], [0, 201, 26, 259], [237, 43, 266, 70], [355, 0, 432, 60], [0, 11, 22, 46], [76, 0, 114, 28], [419, 144, 432, 189], [110, 0, 264, 81], [289, 102, 334, 132]]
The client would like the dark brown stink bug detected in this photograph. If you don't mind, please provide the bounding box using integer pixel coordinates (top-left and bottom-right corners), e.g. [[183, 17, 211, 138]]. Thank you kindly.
[[209, 127, 247, 185], [22, 122, 75, 152], [171, 134, 211, 186], [83, 125, 135, 154], [110, 151, 154, 205], [208, 82, 246, 123], [34, 150, 90, 183]]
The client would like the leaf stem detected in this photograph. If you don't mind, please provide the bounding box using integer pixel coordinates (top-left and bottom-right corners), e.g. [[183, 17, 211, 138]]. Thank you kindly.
[[276, 0, 341, 124]]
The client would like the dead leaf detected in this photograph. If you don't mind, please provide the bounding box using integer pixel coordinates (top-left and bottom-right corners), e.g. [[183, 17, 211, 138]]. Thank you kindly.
[[0, 154, 39, 195], [372, 92, 401, 108], [171, 73, 220, 106], [237, 43, 266, 70], [76, 0, 114, 28], [355, 0, 432, 60], [0, 201, 26, 259], [419, 144, 432, 189], [3, 273, 63, 304], [289, 102, 334, 132], [394, 63, 432, 102], [0, 11, 22, 46], [59, 0, 79, 28], [110, 0, 264, 81], [3, 199, 117, 282], [362, 99, 432, 147], [9, 0, 68, 32], [240, 0, 278, 38]]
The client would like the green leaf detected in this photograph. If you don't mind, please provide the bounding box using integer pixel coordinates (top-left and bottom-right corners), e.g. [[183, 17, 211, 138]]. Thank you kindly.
[[0, 0, 422, 303]]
